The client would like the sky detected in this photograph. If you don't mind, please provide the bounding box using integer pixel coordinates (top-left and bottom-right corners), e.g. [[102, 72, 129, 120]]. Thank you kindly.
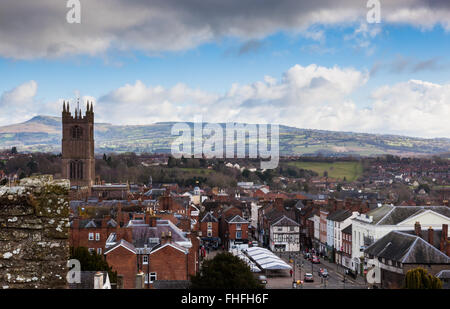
[[1, 0, 450, 138]]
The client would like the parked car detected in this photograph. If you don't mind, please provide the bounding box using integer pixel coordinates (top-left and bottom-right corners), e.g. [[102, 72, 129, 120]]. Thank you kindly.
[[312, 256, 320, 264], [250, 241, 258, 247], [304, 273, 314, 282], [258, 275, 267, 285], [318, 268, 328, 278]]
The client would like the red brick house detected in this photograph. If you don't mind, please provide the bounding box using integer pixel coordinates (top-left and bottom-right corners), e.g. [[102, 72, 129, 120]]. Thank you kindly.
[[104, 214, 200, 289], [200, 212, 220, 248], [222, 213, 249, 250], [70, 216, 118, 255]]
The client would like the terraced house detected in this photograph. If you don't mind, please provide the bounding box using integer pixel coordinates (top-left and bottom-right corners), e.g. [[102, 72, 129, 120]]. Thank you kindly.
[[351, 205, 450, 275]]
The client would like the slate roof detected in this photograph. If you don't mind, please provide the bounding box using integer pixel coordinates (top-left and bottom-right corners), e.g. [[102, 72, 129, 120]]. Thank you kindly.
[[201, 212, 218, 223], [226, 214, 249, 224], [271, 215, 300, 227], [342, 224, 352, 234], [72, 218, 118, 228], [359, 205, 450, 225], [104, 239, 136, 254], [364, 230, 450, 264], [152, 280, 191, 289], [327, 209, 352, 222], [131, 219, 189, 249]]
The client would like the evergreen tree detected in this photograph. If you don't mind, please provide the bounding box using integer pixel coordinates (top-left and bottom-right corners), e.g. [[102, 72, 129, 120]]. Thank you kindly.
[[404, 267, 442, 289], [190, 252, 263, 289], [70, 247, 117, 283]]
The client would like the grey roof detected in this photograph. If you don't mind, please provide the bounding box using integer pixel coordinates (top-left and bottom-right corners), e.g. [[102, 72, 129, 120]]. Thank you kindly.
[[68, 271, 109, 289], [104, 239, 136, 254], [226, 214, 249, 224], [361, 205, 450, 225], [271, 215, 300, 227], [152, 280, 191, 289], [327, 209, 352, 222], [436, 270, 450, 279], [364, 230, 450, 264], [201, 212, 218, 223], [342, 224, 352, 234], [76, 218, 117, 228], [131, 219, 189, 249]]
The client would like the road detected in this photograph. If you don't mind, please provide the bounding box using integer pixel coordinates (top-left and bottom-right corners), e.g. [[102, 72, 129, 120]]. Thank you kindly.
[[266, 252, 368, 289]]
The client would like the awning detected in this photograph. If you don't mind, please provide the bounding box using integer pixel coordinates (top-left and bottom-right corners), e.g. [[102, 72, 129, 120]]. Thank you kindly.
[[243, 247, 292, 270]]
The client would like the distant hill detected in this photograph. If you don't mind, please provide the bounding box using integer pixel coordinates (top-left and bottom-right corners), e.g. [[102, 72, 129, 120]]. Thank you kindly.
[[1, 115, 450, 157]]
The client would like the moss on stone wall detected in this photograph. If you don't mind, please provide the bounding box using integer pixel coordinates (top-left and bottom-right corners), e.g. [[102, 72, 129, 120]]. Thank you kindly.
[[0, 175, 70, 289]]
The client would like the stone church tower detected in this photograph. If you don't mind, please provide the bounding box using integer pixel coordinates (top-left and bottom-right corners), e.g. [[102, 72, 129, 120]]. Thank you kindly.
[[61, 100, 95, 188]]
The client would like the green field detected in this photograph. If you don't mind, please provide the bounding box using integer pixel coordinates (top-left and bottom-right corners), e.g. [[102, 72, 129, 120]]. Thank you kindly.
[[288, 161, 363, 182]]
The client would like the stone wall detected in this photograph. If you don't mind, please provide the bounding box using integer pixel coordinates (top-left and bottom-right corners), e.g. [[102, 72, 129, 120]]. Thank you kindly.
[[0, 175, 70, 289]]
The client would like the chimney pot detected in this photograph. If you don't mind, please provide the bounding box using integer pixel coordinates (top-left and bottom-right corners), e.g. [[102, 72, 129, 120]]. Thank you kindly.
[[414, 221, 422, 237], [94, 272, 104, 289], [428, 227, 434, 246]]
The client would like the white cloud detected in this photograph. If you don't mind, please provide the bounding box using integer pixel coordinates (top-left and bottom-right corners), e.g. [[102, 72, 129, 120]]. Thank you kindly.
[[1, 1, 450, 59], [3, 65, 449, 138], [0, 81, 40, 125], [96, 64, 450, 138]]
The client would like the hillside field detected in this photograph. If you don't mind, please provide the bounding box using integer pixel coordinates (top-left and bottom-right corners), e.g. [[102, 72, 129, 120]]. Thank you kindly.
[[287, 161, 364, 182]]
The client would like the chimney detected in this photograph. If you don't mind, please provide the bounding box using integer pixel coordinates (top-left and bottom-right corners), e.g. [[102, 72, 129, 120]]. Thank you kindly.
[[427, 227, 434, 246], [94, 272, 104, 289], [116, 275, 124, 289], [414, 221, 421, 237], [274, 198, 284, 212], [72, 218, 79, 229], [135, 271, 145, 289], [441, 224, 448, 253]]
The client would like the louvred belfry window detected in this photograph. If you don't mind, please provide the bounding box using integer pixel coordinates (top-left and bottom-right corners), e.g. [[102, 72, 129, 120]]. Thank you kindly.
[[71, 125, 83, 139]]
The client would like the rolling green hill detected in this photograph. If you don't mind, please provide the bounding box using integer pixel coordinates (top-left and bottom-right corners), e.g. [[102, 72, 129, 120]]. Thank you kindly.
[[1, 115, 450, 157]]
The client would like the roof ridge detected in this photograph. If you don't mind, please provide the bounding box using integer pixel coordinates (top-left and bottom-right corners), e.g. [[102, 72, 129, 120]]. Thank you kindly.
[[376, 205, 395, 226]]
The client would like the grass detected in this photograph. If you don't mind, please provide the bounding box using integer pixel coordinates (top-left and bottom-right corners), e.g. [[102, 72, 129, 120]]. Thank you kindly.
[[288, 161, 363, 182]]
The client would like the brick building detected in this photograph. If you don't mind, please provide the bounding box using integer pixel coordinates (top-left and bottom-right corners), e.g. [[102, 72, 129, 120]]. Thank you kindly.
[[104, 213, 200, 289], [199, 212, 220, 248], [70, 216, 118, 255]]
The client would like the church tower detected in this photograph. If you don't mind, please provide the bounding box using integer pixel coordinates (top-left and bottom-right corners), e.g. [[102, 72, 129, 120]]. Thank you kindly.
[[61, 99, 95, 188]]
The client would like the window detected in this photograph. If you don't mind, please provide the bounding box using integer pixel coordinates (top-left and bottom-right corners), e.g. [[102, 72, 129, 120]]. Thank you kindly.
[[277, 227, 282, 232], [88, 233, 94, 240], [69, 160, 83, 180], [207, 222, 212, 228], [236, 231, 242, 239], [289, 226, 295, 232], [96, 233, 100, 241], [150, 272, 157, 283], [207, 230, 212, 237], [97, 248, 102, 255], [143, 255, 148, 264], [71, 125, 83, 139], [88, 248, 94, 254], [236, 224, 242, 231]]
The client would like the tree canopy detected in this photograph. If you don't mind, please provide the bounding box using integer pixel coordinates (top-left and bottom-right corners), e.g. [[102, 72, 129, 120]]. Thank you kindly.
[[70, 247, 117, 283], [190, 252, 264, 289], [404, 267, 442, 289]]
